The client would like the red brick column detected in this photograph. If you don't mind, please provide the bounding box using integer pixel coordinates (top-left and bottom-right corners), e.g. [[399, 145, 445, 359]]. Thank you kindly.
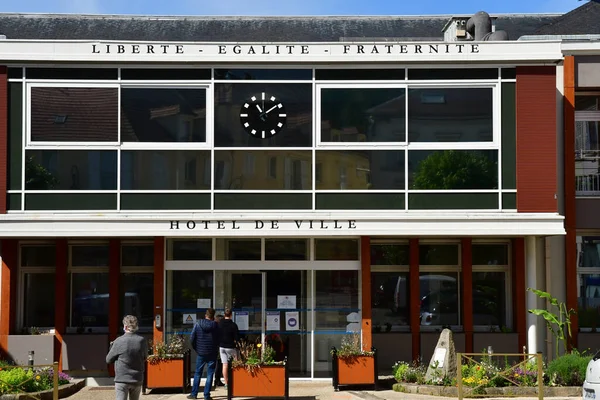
[[360, 236, 372, 351]]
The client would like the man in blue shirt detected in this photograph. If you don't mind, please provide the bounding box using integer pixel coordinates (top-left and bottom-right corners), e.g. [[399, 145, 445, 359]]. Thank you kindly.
[[187, 308, 219, 400]]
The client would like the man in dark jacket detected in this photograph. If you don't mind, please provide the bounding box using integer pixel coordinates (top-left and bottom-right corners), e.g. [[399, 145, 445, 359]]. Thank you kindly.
[[188, 308, 219, 400]]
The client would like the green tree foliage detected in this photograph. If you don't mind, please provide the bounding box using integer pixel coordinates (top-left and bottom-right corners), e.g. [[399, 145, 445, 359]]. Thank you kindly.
[[412, 150, 497, 190], [24, 156, 59, 190]]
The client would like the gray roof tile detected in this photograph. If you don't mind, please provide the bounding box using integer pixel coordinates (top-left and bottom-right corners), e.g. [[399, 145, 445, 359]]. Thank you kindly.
[[0, 13, 560, 42]]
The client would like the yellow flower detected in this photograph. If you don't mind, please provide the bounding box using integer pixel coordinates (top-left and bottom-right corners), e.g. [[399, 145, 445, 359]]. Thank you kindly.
[[256, 343, 262, 348], [35, 375, 41, 380]]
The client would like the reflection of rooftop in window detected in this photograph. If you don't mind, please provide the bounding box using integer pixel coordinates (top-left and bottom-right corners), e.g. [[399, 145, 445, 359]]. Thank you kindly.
[[53, 115, 68, 124]]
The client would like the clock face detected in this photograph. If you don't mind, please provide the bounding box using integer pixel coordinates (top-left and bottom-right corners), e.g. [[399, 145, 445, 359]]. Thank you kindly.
[[239, 92, 287, 139]]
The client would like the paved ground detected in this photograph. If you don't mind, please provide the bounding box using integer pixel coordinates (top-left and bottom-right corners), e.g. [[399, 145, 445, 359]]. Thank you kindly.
[[64, 381, 583, 400]]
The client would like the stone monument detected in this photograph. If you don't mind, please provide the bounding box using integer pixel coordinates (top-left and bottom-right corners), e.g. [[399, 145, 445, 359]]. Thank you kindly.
[[425, 328, 457, 383]]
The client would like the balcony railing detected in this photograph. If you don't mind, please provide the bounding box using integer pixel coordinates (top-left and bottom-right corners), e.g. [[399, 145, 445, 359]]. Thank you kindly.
[[576, 149, 600, 196]]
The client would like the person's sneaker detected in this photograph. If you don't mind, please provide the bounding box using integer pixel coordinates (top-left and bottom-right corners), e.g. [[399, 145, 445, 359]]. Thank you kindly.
[[186, 395, 197, 399], [224, 384, 228, 389]]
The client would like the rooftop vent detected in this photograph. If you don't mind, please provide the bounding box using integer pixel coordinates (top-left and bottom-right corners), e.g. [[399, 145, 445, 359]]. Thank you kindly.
[[442, 11, 508, 41]]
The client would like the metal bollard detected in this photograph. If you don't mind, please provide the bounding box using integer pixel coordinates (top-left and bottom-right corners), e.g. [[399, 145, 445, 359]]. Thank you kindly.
[[28, 350, 34, 367]]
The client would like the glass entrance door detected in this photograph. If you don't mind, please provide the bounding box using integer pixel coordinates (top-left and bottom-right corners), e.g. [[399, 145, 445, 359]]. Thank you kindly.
[[265, 270, 310, 378], [214, 269, 311, 378]]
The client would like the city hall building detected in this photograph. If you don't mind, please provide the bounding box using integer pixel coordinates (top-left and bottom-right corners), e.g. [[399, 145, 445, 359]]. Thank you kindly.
[[0, 2, 598, 381]]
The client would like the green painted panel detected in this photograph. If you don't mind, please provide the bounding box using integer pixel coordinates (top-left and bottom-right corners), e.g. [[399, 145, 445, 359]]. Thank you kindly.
[[8, 83, 22, 190], [25, 194, 116, 210], [502, 83, 517, 190], [409, 193, 498, 210], [120, 193, 210, 210], [316, 193, 405, 210], [502, 193, 517, 210], [214, 193, 312, 210]]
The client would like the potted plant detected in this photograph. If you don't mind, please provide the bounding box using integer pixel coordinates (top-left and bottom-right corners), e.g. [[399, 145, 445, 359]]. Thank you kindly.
[[331, 332, 378, 391], [143, 335, 191, 394], [227, 340, 289, 400]]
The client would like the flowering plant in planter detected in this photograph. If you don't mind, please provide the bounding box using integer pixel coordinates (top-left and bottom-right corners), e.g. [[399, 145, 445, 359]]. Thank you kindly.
[[330, 333, 375, 359], [232, 340, 282, 374], [147, 335, 185, 365]]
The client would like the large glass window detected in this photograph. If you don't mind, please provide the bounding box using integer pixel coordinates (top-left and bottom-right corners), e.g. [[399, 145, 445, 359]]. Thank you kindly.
[[69, 243, 110, 330], [371, 242, 410, 332], [315, 150, 404, 190], [214, 150, 311, 190], [30, 87, 118, 142], [577, 236, 600, 330], [214, 83, 312, 147], [20, 244, 56, 329], [121, 150, 210, 190], [216, 239, 261, 260], [473, 243, 509, 329], [409, 150, 498, 190], [315, 239, 359, 260], [408, 88, 493, 142], [120, 243, 154, 330], [320, 88, 406, 143], [166, 270, 213, 333], [25, 150, 117, 190], [265, 239, 309, 260], [314, 270, 359, 378], [121, 88, 207, 143], [166, 239, 212, 261]]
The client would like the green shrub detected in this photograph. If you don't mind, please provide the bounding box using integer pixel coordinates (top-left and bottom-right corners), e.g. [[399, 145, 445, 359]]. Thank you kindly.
[[0, 366, 70, 395], [546, 350, 591, 386], [392, 360, 426, 384]]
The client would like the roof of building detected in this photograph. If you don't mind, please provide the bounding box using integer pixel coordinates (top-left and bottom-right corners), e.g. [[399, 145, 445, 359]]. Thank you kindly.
[[0, 13, 560, 42], [535, 0, 600, 35]]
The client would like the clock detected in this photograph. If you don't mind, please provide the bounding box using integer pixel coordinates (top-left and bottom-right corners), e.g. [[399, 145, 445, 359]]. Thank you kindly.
[[239, 92, 287, 138]]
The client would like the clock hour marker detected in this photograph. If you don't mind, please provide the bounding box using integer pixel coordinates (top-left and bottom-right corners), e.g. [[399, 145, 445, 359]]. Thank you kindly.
[[244, 103, 249, 108], [262, 92, 266, 100], [271, 129, 276, 134], [244, 122, 250, 127], [277, 103, 283, 108], [279, 114, 286, 117], [262, 130, 266, 138], [251, 129, 256, 134], [251, 96, 256, 101], [270, 96, 276, 101], [277, 122, 283, 128], [240, 113, 248, 117]]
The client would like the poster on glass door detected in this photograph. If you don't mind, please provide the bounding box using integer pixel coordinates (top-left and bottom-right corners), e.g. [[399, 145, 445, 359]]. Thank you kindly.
[[235, 311, 249, 331], [266, 311, 280, 331], [285, 311, 299, 331]]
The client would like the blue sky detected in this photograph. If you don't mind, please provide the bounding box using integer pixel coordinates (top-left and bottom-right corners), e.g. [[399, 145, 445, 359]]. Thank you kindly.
[[0, 0, 587, 15]]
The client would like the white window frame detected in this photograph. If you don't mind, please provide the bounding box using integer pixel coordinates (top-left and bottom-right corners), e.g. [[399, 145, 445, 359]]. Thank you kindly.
[[370, 239, 411, 332], [316, 82, 499, 149], [417, 240, 462, 332], [26, 82, 121, 147], [118, 84, 212, 150]]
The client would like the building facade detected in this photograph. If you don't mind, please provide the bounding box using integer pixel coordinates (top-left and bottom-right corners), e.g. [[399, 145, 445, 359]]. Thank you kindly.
[[0, 5, 595, 380]]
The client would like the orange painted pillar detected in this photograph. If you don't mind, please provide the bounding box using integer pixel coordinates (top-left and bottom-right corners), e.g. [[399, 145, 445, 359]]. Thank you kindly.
[[513, 238, 526, 353], [360, 236, 372, 351], [0, 239, 17, 359], [54, 239, 68, 371], [154, 237, 165, 345], [461, 238, 473, 353], [409, 238, 420, 362], [563, 56, 578, 350], [108, 239, 120, 377]]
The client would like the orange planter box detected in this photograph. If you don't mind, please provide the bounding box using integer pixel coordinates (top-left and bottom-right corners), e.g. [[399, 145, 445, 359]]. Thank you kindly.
[[228, 363, 289, 400], [332, 348, 378, 391], [143, 351, 191, 394]]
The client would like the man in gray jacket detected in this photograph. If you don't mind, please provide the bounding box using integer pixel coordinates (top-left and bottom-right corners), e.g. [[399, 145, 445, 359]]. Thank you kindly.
[[106, 315, 148, 400]]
